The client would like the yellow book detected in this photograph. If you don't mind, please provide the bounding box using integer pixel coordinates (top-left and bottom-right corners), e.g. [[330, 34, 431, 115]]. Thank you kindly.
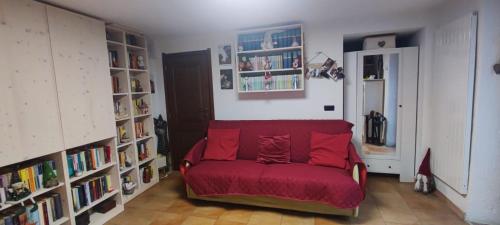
[[28, 167, 36, 192]]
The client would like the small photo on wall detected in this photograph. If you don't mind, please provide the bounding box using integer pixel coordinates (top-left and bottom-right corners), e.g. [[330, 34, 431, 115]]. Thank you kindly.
[[220, 69, 233, 90], [218, 44, 232, 65]]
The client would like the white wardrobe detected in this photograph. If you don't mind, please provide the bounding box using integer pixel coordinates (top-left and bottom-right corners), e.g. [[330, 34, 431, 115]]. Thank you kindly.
[[344, 47, 418, 182]]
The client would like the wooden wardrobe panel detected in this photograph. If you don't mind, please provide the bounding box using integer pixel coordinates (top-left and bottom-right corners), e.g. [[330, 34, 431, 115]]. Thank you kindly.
[[0, 0, 65, 166], [47, 6, 115, 149]]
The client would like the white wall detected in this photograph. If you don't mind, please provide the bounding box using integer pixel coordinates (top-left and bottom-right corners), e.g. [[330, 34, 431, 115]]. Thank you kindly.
[[149, 24, 345, 120], [466, 0, 500, 223]]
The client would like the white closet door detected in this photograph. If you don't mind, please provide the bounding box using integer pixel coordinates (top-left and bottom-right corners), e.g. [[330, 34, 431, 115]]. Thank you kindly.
[[429, 13, 477, 194], [0, 0, 64, 166], [47, 6, 115, 149]]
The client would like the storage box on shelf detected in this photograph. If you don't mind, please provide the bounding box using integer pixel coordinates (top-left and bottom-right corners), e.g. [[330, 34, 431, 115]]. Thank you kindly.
[[0, 152, 70, 225], [236, 24, 304, 93], [105, 25, 159, 204], [64, 138, 123, 225]]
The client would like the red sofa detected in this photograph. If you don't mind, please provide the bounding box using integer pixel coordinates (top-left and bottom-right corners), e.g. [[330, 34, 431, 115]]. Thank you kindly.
[[181, 120, 367, 217]]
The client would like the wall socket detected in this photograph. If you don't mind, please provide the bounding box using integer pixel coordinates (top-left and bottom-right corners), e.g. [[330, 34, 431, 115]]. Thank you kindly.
[[324, 105, 335, 111]]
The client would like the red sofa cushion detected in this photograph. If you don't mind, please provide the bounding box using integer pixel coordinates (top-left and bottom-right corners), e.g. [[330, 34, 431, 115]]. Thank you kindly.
[[256, 134, 291, 164], [185, 160, 364, 209], [208, 120, 353, 163], [203, 128, 240, 161], [308, 132, 352, 169]]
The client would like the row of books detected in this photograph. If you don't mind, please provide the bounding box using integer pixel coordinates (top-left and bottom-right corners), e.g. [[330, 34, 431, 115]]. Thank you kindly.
[[111, 76, 121, 93], [108, 50, 119, 68], [0, 160, 57, 203], [66, 146, 112, 179], [240, 74, 302, 91], [240, 51, 301, 71], [71, 175, 113, 212], [1, 193, 64, 225], [238, 28, 302, 51]]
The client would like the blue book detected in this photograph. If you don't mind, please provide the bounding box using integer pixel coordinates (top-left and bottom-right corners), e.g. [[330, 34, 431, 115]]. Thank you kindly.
[[67, 155, 74, 177]]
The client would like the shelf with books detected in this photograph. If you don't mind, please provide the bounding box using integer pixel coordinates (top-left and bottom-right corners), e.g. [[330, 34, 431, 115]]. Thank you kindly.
[[0, 182, 65, 211], [107, 40, 123, 47], [88, 203, 123, 225], [115, 116, 131, 123], [68, 163, 115, 184], [106, 25, 159, 208], [236, 24, 304, 94], [52, 216, 70, 225], [73, 189, 119, 216]]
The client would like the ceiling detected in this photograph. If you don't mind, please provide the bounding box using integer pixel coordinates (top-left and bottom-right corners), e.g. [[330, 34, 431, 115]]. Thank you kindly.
[[44, 0, 446, 38]]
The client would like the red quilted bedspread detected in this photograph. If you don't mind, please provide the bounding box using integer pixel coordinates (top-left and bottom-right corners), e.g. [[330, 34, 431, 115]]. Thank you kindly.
[[182, 139, 366, 209]]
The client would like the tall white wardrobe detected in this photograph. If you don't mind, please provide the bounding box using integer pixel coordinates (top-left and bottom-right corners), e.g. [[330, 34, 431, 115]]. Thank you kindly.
[[344, 47, 418, 182]]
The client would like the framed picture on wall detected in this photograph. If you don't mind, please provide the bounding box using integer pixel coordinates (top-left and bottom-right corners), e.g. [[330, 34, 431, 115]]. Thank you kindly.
[[218, 44, 232, 65], [220, 69, 233, 90]]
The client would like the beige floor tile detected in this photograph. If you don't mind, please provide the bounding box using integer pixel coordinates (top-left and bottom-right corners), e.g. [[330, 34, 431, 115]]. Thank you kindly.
[[281, 213, 315, 225], [314, 216, 350, 225], [191, 205, 227, 219], [150, 212, 187, 225], [218, 208, 254, 224], [248, 210, 283, 225], [180, 216, 216, 225]]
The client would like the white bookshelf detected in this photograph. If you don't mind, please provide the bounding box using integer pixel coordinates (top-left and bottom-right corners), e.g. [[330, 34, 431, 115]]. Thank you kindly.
[[105, 25, 159, 205], [236, 24, 305, 93]]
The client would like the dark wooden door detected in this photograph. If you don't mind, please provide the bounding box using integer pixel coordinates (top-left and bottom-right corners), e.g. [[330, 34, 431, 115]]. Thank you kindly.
[[162, 49, 214, 170]]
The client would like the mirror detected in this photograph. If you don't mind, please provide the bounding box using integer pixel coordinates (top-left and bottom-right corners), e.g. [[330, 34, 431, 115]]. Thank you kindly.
[[361, 53, 399, 156]]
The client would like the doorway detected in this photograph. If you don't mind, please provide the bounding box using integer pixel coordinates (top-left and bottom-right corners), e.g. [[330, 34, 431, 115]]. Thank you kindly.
[[162, 49, 214, 170]]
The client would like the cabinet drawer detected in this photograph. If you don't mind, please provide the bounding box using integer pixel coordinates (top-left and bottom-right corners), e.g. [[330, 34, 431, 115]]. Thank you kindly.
[[364, 159, 400, 174]]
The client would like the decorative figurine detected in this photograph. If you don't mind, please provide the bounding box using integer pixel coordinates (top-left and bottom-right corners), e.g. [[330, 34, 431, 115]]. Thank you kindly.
[[264, 72, 272, 90], [292, 75, 299, 89], [291, 37, 299, 47], [118, 126, 130, 143], [122, 175, 136, 195], [137, 56, 145, 69], [244, 77, 250, 91], [292, 56, 301, 69], [7, 168, 31, 202], [42, 161, 59, 188], [261, 30, 284, 49]]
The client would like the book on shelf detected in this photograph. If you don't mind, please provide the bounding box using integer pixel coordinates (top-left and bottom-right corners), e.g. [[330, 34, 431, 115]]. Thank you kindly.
[[71, 174, 113, 212], [135, 122, 145, 138], [1, 192, 64, 225], [108, 50, 118, 68], [112, 76, 120, 93], [0, 159, 58, 203], [240, 74, 302, 91], [238, 50, 301, 72], [237, 27, 301, 51], [66, 146, 112, 179]]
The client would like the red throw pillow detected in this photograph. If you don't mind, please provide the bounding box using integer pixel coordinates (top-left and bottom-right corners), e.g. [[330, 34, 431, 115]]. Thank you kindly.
[[256, 134, 291, 164], [203, 128, 240, 161], [308, 131, 352, 169]]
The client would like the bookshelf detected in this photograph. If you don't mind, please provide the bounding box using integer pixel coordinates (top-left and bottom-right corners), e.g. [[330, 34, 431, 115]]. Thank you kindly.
[[105, 25, 159, 204], [236, 24, 305, 93]]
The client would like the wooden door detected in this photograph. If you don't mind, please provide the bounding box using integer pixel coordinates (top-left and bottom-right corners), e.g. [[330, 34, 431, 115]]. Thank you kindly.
[[47, 6, 115, 149], [162, 50, 214, 170]]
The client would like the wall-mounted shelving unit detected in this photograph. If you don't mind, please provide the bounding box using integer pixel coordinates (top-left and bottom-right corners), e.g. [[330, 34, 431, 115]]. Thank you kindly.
[[105, 25, 159, 204], [236, 24, 305, 93]]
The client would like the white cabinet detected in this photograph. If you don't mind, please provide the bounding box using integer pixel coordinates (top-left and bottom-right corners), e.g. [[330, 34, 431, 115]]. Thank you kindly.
[[0, 0, 65, 166], [47, 6, 115, 149], [344, 47, 418, 182]]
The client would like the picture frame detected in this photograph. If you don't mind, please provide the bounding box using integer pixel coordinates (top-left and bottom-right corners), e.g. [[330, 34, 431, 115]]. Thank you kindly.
[[218, 44, 232, 65], [220, 69, 233, 90]]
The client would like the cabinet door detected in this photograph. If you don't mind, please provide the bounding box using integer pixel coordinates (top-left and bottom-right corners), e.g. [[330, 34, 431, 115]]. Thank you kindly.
[[0, 0, 65, 166], [47, 6, 115, 149]]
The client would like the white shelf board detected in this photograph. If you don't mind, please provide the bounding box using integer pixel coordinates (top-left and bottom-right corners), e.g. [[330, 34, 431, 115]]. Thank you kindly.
[[115, 116, 130, 122], [134, 113, 151, 119], [0, 182, 65, 211], [238, 88, 305, 93], [107, 40, 123, 46], [238, 68, 302, 74], [117, 142, 133, 149], [128, 69, 147, 73], [131, 91, 149, 95], [110, 67, 126, 71], [112, 93, 128, 97], [237, 46, 302, 54], [52, 216, 69, 225], [138, 157, 154, 166], [119, 166, 135, 175], [74, 189, 120, 216], [126, 44, 145, 50], [135, 136, 152, 142], [69, 162, 116, 183]]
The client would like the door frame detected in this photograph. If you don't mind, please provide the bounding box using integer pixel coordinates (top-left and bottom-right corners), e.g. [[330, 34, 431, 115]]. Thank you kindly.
[[162, 49, 215, 169]]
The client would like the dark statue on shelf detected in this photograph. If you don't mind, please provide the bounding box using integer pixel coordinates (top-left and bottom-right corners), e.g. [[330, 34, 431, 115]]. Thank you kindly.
[[42, 161, 59, 188], [7, 167, 31, 202]]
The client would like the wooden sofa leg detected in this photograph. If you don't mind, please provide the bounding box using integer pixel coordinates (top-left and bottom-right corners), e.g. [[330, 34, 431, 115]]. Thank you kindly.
[[353, 207, 359, 217]]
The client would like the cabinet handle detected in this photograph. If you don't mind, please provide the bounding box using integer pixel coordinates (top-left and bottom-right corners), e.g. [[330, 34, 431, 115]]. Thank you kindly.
[[388, 165, 392, 169], [367, 164, 370, 167]]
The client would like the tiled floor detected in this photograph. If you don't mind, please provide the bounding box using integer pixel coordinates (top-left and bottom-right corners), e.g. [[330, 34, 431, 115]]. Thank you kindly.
[[105, 172, 467, 225]]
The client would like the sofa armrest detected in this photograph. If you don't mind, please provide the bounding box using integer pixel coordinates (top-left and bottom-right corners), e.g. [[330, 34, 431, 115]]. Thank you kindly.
[[348, 143, 367, 196], [180, 138, 207, 177]]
